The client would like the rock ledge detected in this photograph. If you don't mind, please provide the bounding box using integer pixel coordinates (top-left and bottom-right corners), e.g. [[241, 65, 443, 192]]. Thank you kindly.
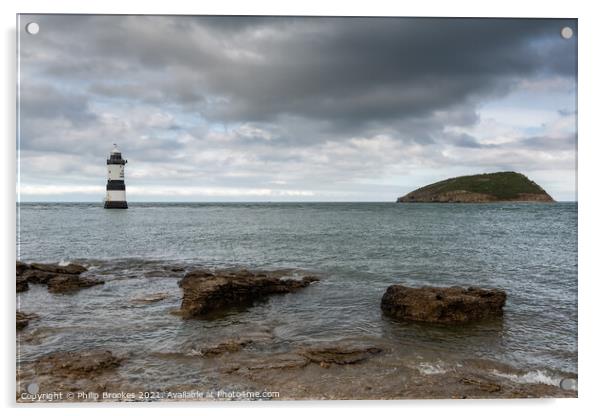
[[16, 261, 104, 293], [178, 268, 318, 318]]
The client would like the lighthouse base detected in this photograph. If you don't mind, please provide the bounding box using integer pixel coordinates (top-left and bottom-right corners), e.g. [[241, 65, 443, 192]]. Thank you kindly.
[[104, 201, 128, 209]]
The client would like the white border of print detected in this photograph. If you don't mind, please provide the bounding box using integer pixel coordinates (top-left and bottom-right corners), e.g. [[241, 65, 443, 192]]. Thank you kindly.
[[2, 1, 599, 416]]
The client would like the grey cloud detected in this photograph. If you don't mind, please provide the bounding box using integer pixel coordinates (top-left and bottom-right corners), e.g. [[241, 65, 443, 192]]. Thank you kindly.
[[20, 83, 95, 124], [518, 135, 576, 150], [448, 133, 492, 149], [558, 109, 576, 117], [22, 16, 576, 128]]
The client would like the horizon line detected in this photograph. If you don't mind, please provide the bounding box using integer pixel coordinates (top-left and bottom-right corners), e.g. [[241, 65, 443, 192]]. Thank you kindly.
[[16, 200, 578, 204]]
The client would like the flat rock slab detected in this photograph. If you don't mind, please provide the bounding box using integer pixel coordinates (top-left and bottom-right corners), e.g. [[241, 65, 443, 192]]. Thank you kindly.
[[300, 345, 384, 366], [381, 284, 506, 324], [223, 353, 311, 376], [178, 268, 319, 318], [34, 350, 123, 378]]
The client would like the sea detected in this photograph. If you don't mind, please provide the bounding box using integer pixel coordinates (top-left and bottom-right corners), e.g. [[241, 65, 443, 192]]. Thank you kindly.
[[16, 202, 578, 393]]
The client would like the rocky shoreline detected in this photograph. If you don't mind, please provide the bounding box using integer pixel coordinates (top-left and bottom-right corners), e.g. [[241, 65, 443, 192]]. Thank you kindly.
[[16, 261, 576, 401], [17, 338, 576, 401], [17, 261, 104, 294]]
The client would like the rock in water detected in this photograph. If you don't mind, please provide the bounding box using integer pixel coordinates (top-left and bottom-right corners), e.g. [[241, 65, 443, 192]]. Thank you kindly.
[[29, 262, 88, 275], [381, 285, 506, 324], [47, 274, 105, 294], [192, 339, 254, 357], [396, 171, 554, 203], [16, 261, 104, 293], [301, 345, 383, 365], [178, 269, 318, 318], [16, 311, 38, 330], [16, 261, 29, 275], [16, 276, 29, 292], [34, 350, 122, 378], [18, 261, 88, 284]]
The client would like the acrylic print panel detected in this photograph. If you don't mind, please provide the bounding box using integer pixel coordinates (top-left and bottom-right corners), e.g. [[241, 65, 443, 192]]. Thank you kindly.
[[16, 15, 577, 402]]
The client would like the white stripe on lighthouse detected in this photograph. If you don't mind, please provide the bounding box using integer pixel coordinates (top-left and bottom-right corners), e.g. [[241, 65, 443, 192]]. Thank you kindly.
[[107, 165, 124, 180], [106, 190, 126, 201]]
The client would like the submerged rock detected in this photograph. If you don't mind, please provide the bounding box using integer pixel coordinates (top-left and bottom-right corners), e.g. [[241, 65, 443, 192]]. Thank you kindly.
[[224, 353, 311, 375], [459, 376, 502, 393], [192, 339, 255, 357], [16, 261, 104, 293], [381, 284, 506, 324], [178, 269, 318, 318], [301, 345, 384, 365], [131, 292, 170, 304], [34, 350, 123, 378], [16, 311, 38, 330]]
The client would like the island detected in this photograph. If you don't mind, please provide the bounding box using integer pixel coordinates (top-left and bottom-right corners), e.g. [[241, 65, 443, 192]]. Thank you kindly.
[[396, 171, 555, 203]]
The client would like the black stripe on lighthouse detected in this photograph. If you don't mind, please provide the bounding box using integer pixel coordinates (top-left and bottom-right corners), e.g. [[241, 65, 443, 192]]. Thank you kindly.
[[104, 201, 128, 209], [106, 180, 126, 190]]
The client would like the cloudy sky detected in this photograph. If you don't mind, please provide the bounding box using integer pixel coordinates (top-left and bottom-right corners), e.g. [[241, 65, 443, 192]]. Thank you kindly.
[[18, 15, 577, 202]]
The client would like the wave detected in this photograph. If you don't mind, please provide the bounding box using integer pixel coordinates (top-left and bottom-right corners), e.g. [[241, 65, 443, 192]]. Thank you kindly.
[[416, 361, 448, 375], [491, 369, 576, 390]]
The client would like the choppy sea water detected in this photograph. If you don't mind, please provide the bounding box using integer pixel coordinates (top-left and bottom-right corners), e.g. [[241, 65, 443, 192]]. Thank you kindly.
[[16, 202, 577, 393]]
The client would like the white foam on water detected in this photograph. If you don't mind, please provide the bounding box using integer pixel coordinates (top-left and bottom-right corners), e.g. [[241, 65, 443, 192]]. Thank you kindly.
[[416, 362, 447, 375], [58, 260, 70, 266], [491, 369, 574, 390]]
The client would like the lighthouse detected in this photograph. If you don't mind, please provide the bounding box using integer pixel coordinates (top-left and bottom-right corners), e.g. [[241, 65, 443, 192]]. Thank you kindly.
[[104, 144, 128, 209]]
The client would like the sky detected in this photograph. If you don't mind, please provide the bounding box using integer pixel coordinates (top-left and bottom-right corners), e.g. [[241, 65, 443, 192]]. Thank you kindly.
[[17, 15, 577, 202]]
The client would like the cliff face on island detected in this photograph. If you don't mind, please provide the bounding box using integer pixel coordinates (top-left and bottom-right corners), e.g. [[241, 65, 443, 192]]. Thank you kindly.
[[396, 172, 554, 203]]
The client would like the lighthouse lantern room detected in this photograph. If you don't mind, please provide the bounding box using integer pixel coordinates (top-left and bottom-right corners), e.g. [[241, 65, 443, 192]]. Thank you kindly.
[[104, 144, 128, 209]]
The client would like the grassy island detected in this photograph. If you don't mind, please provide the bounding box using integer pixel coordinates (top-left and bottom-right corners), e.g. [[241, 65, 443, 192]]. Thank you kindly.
[[397, 172, 554, 203]]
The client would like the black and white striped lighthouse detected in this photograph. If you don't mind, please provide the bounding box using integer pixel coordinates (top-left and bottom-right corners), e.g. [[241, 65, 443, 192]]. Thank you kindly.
[[104, 144, 128, 209]]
